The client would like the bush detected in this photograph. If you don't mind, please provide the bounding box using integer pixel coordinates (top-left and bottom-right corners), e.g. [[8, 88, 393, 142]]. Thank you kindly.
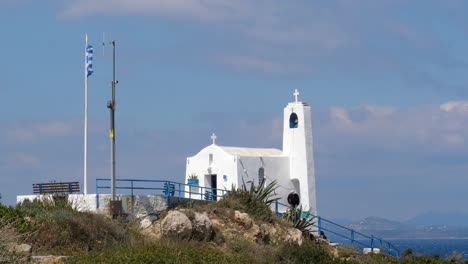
[[216, 179, 279, 222], [66, 240, 253, 264], [282, 205, 316, 235], [0, 219, 30, 264], [0, 203, 32, 233], [217, 190, 274, 221], [402, 248, 413, 258], [398, 254, 453, 264], [14, 197, 135, 255], [278, 239, 348, 264]]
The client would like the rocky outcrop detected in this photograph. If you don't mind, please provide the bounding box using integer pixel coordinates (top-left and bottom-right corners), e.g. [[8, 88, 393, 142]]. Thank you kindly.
[[141, 208, 304, 247], [191, 212, 213, 241], [139, 215, 158, 229], [234, 211, 253, 229], [284, 227, 303, 246], [160, 211, 192, 240]]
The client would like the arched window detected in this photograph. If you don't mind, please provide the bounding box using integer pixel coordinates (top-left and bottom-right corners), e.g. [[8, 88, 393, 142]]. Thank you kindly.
[[258, 168, 265, 185], [289, 113, 298, 128]]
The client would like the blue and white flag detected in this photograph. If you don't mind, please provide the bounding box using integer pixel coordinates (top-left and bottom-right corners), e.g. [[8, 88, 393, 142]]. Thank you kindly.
[[86, 45, 93, 77]]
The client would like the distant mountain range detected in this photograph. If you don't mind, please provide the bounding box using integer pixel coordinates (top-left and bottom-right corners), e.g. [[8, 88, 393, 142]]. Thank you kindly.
[[405, 211, 468, 227], [329, 212, 468, 239]]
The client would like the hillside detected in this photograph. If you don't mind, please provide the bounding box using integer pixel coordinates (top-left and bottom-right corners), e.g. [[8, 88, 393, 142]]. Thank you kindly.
[[0, 184, 466, 263]]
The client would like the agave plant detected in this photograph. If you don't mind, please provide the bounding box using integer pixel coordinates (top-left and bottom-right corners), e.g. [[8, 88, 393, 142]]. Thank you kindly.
[[283, 205, 317, 234], [240, 178, 280, 206]]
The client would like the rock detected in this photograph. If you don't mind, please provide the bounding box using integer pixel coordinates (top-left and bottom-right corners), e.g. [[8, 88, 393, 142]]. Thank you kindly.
[[8, 243, 32, 257], [284, 228, 303, 246], [31, 255, 67, 264], [363, 248, 380, 254], [140, 215, 158, 229], [160, 210, 192, 240], [15, 243, 32, 254], [331, 247, 340, 258], [234, 210, 253, 229], [191, 212, 212, 241], [140, 223, 162, 241]]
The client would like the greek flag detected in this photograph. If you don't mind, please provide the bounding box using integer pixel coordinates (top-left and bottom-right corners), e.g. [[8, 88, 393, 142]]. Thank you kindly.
[[86, 45, 93, 77]]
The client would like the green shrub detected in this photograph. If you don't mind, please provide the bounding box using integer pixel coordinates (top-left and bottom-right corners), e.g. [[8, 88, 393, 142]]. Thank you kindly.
[[278, 239, 349, 264], [228, 237, 251, 253], [239, 179, 280, 206], [13, 197, 136, 255], [0, 203, 32, 233], [216, 179, 279, 222], [66, 241, 253, 264], [282, 205, 316, 235], [398, 254, 452, 264], [402, 248, 413, 258], [0, 219, 30, 264]]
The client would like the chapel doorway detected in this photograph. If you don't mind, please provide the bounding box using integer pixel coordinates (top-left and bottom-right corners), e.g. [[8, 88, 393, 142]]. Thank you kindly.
[[205, 174, 217, 201], [211, 174, 217, 200]]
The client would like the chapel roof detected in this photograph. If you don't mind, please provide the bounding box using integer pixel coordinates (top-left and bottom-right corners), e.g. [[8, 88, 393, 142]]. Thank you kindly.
[[218, 146, 283, 157]]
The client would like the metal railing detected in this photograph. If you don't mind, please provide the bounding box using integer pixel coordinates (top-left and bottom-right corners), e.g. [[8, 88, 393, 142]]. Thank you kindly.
[[272, 201, 400, 258], [95, 178, 228, 208], [95, 178, 399, 259]]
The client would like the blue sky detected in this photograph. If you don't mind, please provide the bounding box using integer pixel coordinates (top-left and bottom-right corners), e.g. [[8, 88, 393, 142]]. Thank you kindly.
[[1, 0, 468, 221]]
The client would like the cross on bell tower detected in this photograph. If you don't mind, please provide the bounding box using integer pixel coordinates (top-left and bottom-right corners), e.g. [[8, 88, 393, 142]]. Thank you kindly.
[[293, 89, 300, 102], [211, 133, 217, 145]]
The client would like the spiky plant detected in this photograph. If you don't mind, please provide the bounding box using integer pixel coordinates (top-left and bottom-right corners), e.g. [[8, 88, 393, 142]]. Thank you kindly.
[[283, 205, 317, 234], [240, 178, 280, 206], [217, 179, 280, 221]]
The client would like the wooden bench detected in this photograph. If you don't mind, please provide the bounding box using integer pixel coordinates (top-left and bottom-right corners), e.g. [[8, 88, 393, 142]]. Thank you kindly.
[[33, 182, 80, 194]]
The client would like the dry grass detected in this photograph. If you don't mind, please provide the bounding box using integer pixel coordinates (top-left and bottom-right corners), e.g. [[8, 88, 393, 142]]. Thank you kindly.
[[0, 219, 30, 264]]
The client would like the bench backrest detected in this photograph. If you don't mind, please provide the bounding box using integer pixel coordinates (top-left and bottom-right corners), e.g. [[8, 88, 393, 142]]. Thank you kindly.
[[33, 182, 80, 194]]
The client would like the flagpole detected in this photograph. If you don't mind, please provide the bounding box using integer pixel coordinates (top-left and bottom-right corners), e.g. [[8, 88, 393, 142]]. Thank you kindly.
[[84, 33, 88, 194]]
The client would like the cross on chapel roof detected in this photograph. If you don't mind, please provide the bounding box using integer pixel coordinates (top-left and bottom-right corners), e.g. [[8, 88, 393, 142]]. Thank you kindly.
[[211, 133, 217, 145], [293, 89, 300, 102]]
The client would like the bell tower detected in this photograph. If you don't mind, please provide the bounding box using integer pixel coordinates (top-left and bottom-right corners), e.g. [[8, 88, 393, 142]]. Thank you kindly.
[[282, 89, 317, 214]]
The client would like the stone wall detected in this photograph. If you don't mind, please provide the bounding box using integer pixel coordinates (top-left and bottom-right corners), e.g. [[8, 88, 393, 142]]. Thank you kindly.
[[16, 194, 168, 219]]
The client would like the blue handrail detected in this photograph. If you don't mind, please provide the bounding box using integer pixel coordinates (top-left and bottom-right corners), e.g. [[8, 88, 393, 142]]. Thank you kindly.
[[272, 200, 400, 258], [95, 178, 228, 208], [95, 178, 399, 259]]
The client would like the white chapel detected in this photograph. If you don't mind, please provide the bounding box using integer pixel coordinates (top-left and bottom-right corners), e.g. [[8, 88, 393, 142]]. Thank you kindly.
[[185, 90, 317, 214]]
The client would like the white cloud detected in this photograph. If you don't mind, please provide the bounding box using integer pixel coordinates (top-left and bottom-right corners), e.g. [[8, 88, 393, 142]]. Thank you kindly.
[[329, 107, 353, 128], [54, 0, 468, 80], [358, 105, 396, 119], [440, 101, 468, 113], [59, 0, 251, 20], [319, 102, 468, 150]]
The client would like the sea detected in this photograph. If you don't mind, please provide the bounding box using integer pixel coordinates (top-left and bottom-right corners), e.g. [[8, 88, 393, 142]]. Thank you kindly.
[[336, 238, 468, 259], [389, 239, 468, 258]]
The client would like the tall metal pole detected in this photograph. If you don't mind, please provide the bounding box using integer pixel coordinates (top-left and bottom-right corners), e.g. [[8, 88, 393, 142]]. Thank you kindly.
[[83, 34, 88, 194], [104, 40, 117, 201]]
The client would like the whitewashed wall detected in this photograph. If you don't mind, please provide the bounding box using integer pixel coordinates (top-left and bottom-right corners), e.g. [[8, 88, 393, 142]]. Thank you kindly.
[[283, 102, 317, 214], [237, 156, 291, 210], [185, 145, 237, 200]]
